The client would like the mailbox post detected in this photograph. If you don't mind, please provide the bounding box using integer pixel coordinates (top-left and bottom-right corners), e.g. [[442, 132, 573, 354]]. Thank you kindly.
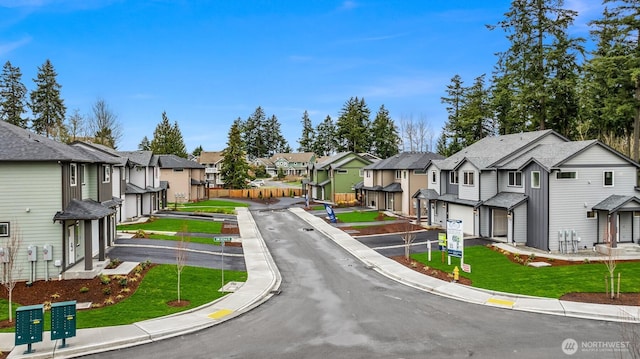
[[15, 304, 44, 354], [51, 301, 77, 348]]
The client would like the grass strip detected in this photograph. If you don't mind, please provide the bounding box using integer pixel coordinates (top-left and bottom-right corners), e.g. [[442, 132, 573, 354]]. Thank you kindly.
[[117, 218, 223, 234]]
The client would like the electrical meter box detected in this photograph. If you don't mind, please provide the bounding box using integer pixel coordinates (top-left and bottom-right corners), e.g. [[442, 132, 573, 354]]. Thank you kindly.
[[15, 304, 44, 346], [50, 301, 76, 341], [0, 247, 9, 263], [42, 244, 53, 261], [27, 245, 37, 262]]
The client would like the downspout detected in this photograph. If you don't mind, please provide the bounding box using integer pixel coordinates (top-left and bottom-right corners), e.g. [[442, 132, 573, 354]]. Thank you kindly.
[[547, 170, 551, 251], [478, 170, 482, 236]]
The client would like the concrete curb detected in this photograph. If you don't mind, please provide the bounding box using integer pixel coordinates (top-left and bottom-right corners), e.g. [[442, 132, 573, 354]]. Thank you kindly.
[[289, 207, 640, 324], [4, 207, 281, 359]]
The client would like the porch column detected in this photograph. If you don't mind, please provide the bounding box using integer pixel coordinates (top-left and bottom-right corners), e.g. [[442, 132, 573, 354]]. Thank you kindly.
[[98, 217, 106, 261], [416, 199, 422, 223], [84, 220, 93, 271]]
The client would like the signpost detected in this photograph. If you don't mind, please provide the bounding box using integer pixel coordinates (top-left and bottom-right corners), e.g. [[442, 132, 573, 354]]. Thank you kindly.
[[438, 233, 447, 263], [217, 237, 233, 288], [446, 219, 463, 266]]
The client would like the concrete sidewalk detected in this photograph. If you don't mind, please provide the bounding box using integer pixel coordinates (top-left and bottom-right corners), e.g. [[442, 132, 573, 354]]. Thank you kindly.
[[290, 207, 640, 324], [3, 208, 281, 359]]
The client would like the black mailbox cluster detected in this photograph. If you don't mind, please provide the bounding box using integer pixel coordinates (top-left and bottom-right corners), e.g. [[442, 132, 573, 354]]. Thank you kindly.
[[15, 301, 77, 354]]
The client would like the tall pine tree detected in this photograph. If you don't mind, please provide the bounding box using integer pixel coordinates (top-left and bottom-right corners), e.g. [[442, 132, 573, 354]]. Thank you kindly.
[[221, 119, 250, 189], [0, 61, 28, 128], [313, 115, 337, 156], [371, 105, 400, 158], [439, 75, 466, 155], [30, 59, 66, 139], [150, 111, 188, 157], [336, 96, 371, 153], [243, 107, 267, 159], [297, 110, 315, 152]]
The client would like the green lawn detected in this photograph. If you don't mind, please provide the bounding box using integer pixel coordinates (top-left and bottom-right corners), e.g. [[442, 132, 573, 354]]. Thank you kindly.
[[0, 265, 247, 331], [411, 245, 640, 298], [335, 211, 397, 223], [169, 199, 249, 214], [117, 218, 223, 234]]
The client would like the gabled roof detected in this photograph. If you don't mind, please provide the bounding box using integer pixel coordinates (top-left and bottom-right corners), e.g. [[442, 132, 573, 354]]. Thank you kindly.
[[270, 152, 315, 163], [119, 150, 156, 167], [593, 195, 640, 212], [437, 130, 563, 170], [71, 141, 128, 166], [382, 182, 402, 192], [364, 152, 444, 170], [313, 152, 353, 169], [504, 140, 640, 171], [198, 151, 224, 164], [157, 154, 204, 169], [0, 120, 98, 162], [413, 188, 439, 200]]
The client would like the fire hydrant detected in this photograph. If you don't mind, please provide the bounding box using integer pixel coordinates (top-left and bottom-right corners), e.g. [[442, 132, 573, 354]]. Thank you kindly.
[[453, 266, 459, 282]]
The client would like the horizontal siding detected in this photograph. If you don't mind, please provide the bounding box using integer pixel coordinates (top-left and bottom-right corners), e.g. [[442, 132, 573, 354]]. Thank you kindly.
[[458, 162, 479, 201], [563, 145, 631, 166], [0, 162, 63, 281], [513, 205, 527, 244], [548, 165, 638, 251], [480, 170, 497, 201]]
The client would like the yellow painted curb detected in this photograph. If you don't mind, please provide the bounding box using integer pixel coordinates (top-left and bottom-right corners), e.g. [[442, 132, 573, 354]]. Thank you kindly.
[[208, 309, 234, 320], [486, 298, 515, 307]]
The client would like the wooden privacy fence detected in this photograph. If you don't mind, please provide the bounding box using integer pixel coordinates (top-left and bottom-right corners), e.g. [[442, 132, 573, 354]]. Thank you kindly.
[[209, 188, 303, 199], [333, 193, 357, 204]]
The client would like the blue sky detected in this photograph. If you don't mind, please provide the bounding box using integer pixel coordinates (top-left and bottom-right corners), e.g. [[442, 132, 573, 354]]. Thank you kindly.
[[0, 0, 602, 152]]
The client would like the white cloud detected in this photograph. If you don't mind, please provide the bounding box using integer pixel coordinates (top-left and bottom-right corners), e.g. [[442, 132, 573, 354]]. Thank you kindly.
[[0, 36, 31, 56]]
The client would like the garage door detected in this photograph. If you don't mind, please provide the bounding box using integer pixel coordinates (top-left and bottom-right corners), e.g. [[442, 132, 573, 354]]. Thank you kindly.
[[449, 204, 474, 235]]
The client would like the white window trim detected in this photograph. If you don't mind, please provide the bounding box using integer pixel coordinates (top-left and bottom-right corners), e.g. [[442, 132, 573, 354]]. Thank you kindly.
[[603, 171, 614, 187], [103, 165, 111, 183], [449, 171, 458, 185], [508, 171, 522, 187], [531, 171, 540, 189], [70, 163, 77, 187], [586, 211, 597, 219], [0, 222, 8, 237], [395, 170, 402, 179], [81, 164, 86, 186], [431, 171, 437, 184], [463, 171, 474, 186]]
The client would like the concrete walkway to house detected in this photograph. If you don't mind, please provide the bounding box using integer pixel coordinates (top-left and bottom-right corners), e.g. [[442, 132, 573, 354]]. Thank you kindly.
[[2, 205, 640, 358]]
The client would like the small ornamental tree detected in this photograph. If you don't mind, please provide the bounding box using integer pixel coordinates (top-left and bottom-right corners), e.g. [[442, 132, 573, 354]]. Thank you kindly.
[[401, 220, 417, 260], [2, 222, 22, 322], [175, 224, 189, 304]]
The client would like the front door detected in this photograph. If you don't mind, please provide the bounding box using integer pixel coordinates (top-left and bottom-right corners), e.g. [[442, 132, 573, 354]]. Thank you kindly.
[[493, 209, 508, 237]]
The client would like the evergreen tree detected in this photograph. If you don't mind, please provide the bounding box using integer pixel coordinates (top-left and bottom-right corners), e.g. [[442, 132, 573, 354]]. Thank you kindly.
[[243, 107, 267, 159], [264, 114, 290, 156], [371, 105, 400, 158], [0, 61, 28, 128], [335, 97, 371, 153], [139, 136, 151, 151], [489, 0, 584, 134], [312, 115, 337, 156], [89, 99, 122, 148], [221, 119, 250, 189], [458, 74, 494, 145], [30, 59, 66, 139], [192, 145, 203, 157], [298, 110, 315, 152], [150, 111, 188, 157], [439, 75, 466, 155], [582, 1, 640, 160]]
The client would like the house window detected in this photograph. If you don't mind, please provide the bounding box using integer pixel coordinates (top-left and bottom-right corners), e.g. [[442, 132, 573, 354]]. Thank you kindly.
[[103, 165, 111, 183], [635, 211, 640, 217], [359, 169, 364, 177], [508, 171, 522, 187], [70, 163, 77, 186], [603, 171, 614, 187], [531, 171, 540, 189], [449, 171, 458, 184], [81, 164, 86, 185], [0, 222, 8, 237], [366, 170, 371, 178], [336, 169, 347, 174], [586, 211, 597, 219], [431, 171, 437, 184], [173, 168, 184, 172], [463, 171, 474, 186], [395, 170, 402, 179], [403, 171, 407, 179], [556, 171, 577, 179]]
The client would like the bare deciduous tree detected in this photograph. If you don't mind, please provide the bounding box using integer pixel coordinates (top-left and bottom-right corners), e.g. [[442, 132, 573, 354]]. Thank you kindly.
[[400, 114, 434, 152], [603, 217, 618, 299], [401, 220, 417, 260], [175, 224, 189, 303], [89, 98, 123, 149], [2, 222, 22, 322]]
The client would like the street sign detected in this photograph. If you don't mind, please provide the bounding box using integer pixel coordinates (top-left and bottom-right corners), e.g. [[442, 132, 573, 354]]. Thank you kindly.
[[216, 237, 233, 242]]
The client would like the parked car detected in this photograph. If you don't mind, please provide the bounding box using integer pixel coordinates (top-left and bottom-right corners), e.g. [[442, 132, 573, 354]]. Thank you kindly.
[[250, 179, 265, 187]]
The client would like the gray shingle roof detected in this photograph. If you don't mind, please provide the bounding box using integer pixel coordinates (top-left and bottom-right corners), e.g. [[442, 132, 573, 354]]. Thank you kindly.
[[501, 140, 598, 171], [436, 130, 558, 170], [157, 154, 205, 169], [71, 142, 128, 166], [119, 150, 155, 167], [482, 192, 528, 210], [413, 188, 439, 200], [0, 120, 97, 162], [53, 199, 115, 221], [382, 182, 402, 192], [364, 152, 444, 170], [592, 195, 640, 212], [438, 193, 481, 207]]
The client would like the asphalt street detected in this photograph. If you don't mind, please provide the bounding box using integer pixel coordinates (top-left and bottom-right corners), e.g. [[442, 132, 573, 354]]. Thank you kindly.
[[86, 208, 631, 359]]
